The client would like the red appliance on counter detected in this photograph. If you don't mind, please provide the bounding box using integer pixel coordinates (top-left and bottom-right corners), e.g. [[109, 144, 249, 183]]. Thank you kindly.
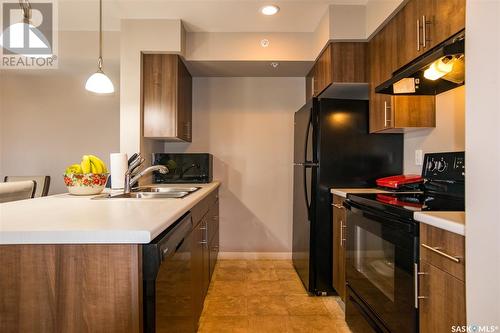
[[376, 174, 424, 191]]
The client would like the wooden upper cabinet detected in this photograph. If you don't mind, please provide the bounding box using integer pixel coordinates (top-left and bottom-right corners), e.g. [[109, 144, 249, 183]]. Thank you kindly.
[[307, 42, 366, 99], [396, 0, 465, 68], [368, 19, 433, 133], [143, 54, 192, 142], [368, 0, 452, 133]]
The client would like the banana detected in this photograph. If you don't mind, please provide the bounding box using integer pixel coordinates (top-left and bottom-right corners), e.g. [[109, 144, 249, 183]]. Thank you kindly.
[[89, 159, 103, 174], [88, 155, 107, 173], [65, 164, 82, 174], [81, 155, 92, 174]]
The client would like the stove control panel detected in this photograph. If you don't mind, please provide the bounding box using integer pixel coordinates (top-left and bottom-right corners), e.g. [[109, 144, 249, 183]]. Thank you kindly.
[[422, 152, 465, 181]]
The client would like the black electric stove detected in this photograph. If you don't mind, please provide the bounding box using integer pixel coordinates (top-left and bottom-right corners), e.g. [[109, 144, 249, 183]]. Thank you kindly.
[[343, 152, 465, 333]]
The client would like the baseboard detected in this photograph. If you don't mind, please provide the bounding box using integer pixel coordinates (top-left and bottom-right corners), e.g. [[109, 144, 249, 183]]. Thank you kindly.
[[218, 252, 292, 260]]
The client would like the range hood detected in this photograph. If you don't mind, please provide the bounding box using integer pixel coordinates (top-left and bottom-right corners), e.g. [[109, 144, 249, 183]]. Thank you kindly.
[[376, 30, 465, 95]]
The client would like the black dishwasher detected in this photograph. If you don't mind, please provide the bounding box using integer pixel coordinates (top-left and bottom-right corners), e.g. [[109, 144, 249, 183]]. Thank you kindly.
[[143, 212, 194, 333]]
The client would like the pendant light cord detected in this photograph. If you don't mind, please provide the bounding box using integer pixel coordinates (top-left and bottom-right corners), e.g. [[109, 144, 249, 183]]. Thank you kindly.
[[19, 0, 31, 23], [98, 0, 103, 71]]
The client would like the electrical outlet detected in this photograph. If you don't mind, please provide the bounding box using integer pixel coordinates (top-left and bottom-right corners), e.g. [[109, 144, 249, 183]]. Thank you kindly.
[[415, 150, 424, 166]]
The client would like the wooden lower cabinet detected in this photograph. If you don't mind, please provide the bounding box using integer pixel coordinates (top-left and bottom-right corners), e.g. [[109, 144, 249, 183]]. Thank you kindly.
[[332, 194, 346, 301], [191, 190, 219, 329], [419, 224, 466, 333], [419, 261, 466, 332], [0, 245, 143, 333]]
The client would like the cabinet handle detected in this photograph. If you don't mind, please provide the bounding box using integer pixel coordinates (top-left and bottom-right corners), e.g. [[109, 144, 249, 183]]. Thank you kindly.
[[340, 221, 343, 248], [414, 264, 428, 308], [213, 215, 219, 221], [342, 223, 347, 247], [416, 19, 421, 51], [332, 203, 344, 209], [414, 264, 429, 308], [422, 15, 431, 48], [421, 243, 461, 263], [384, 101, 392, 127]]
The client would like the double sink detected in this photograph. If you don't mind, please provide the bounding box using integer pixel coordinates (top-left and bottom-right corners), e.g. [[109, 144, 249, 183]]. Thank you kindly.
[[97, 186, 201, 199]]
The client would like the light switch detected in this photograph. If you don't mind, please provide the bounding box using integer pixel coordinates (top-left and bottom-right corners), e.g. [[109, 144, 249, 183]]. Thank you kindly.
[[415, 150, 424, 166]]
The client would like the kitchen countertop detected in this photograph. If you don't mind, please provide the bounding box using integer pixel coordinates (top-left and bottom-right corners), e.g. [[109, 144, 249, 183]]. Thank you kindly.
[[0, 182, 220, 245], [331, 188, 393, 198], [414, 211, 465, 236]]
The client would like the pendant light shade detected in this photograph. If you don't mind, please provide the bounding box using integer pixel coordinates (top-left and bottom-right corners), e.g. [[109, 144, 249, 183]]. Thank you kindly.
[[85, 70, 114, 94], [86, 0, 114, 94]]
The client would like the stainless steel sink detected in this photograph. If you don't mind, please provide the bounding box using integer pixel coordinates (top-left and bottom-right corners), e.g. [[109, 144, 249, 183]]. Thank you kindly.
[[93, 186, 200, 200], [137, 186, 200, 193], [109, 192, 190, 199]]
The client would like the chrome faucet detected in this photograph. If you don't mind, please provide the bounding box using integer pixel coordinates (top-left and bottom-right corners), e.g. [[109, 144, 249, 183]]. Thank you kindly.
[[124, 155, 169, 194]]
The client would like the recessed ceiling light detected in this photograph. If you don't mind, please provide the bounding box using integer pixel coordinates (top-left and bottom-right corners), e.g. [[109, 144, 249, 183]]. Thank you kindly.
[[261, 5, 280, 16], [260, 39, 270, 48]]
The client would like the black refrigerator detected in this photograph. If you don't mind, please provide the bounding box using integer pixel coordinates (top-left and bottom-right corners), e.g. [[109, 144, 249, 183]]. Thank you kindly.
[[292, 98, 404, 295]]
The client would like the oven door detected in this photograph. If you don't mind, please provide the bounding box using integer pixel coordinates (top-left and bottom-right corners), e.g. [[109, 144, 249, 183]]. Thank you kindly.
[[344, 200, 418, 333]]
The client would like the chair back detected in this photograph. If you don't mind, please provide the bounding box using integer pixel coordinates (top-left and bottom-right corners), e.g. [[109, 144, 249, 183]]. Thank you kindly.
[[4, 176, 51, 197], [0, 181, 36, 203]]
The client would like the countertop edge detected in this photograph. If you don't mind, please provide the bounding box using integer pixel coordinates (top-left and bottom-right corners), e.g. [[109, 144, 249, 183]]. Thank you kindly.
[[0, 182, 221, 245], [414, 212, 465, 236]]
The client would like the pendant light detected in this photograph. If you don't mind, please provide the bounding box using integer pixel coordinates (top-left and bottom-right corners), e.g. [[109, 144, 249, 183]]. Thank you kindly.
[[85, 0, 114, 94]]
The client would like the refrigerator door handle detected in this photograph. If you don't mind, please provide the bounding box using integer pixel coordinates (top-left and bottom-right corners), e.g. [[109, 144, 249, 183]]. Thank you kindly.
[[294, 162, 319, 167], [303, 110, 315, 222], [303, 166, 310, 222]]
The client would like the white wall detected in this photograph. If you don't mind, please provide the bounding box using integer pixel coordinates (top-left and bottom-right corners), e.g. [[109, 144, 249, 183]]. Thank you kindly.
[[404, 86, 465, 173], [465, 0, 500, 326], [164, 77, 305, 253], [0, 31, 120, 194], [365, 0, 404, 38]]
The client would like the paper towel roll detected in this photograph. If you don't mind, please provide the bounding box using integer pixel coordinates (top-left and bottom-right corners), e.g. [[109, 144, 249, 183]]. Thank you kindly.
[[110, 153, 128, 189]]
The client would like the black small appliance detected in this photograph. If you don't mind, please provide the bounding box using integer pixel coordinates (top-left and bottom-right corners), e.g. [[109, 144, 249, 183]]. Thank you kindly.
[[344, 151, 465, 333], [152, 153, 213, 184]]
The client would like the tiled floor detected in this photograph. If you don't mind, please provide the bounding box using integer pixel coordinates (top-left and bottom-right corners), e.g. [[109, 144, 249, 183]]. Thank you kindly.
[[197, 260, 352, 333]]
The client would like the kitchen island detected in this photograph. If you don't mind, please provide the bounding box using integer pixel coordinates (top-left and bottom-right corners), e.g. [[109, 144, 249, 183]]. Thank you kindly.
[[0, 182, 220, 333]]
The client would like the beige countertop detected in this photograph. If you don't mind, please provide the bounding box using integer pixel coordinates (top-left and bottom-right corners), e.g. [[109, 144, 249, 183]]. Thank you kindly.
[[414, 211, 465, 236], [0, 182, 220, 244], [330, 188, 393, 198]]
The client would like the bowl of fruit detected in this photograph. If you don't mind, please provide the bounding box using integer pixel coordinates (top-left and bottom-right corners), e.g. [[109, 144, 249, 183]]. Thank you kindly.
[[64, 155, 109, 195]]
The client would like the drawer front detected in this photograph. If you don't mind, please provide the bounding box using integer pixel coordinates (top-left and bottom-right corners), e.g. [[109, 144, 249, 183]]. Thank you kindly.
[[420, 224, 465, 281], [191, 188, 219, 225]]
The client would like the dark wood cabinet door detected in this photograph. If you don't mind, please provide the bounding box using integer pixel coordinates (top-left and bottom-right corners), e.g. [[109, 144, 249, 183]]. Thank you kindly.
[[396, 0, 422, 68], [209, 231, 219, 280], [368, 21, 397, 133], [419, 261, 466, 333], [331, 43, 367, 83], [332, 195, 346, 301], [424, 0, 465, 50], [393, 95, 436, 128], [177, 58, 193, 142], [191, 219, 205, 323], [143, 54, 178, 138], [314, 44, 333, 96], [143, 54, 192, 141]]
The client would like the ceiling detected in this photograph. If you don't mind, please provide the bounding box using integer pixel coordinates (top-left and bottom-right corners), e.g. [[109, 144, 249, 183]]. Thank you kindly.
[[58, 0, 369, 32]]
